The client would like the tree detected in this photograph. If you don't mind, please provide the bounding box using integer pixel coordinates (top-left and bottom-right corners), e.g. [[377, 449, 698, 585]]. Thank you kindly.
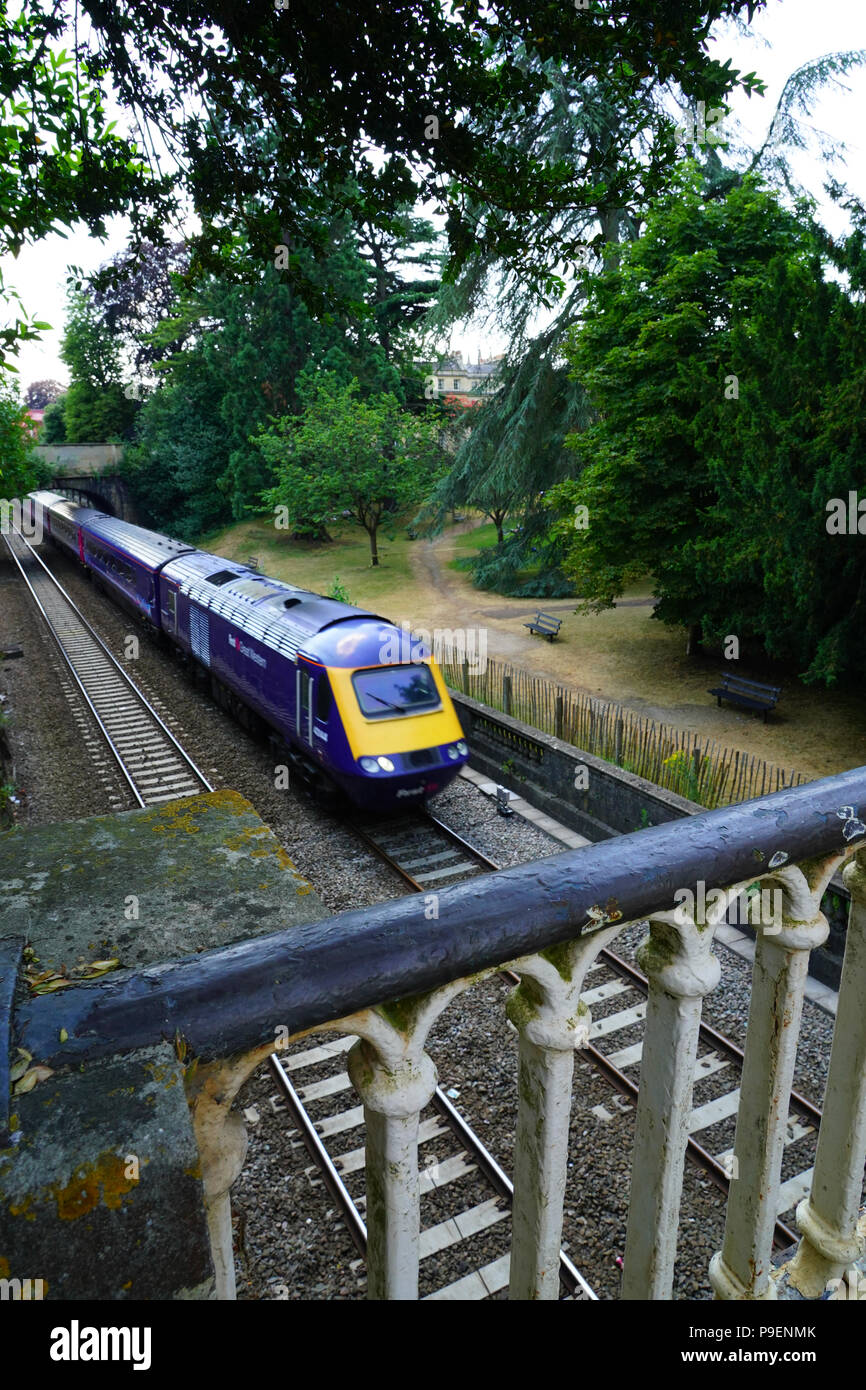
[[0, 6, 169, 371], [548, 168, 866, 685], [41, 398, 67, 444], [87, 242, 190, 374], [59, 293, 137, 443], [1, 2, 772, 371], [17, 3, 766, 294], [354, 205, 443, 377], [474, 486, 515, 547], [0, 386, 47, 498], [25, 379, 64, 409], [423, 41, 863, 593], [420, 421, 515, 544], [259, 378, 447, 567], [121, 195, 443, 533], [123, 258, 399, 532], [422, 59, 715, 591], [121, 357, 230, 537]]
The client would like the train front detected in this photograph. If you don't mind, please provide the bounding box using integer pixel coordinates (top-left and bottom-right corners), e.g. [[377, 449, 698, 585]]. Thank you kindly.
[[308, 618, 470, 811]]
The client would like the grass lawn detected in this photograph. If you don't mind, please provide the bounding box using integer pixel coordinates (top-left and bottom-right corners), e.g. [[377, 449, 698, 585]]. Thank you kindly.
[[198, 514, 437, 615], [448, 520, 500, 560]]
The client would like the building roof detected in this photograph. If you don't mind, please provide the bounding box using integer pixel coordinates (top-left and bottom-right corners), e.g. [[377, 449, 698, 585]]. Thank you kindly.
[[434, 358, 501, 377]]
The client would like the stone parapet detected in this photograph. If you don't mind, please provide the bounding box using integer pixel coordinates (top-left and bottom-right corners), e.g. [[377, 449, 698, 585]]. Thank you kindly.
[[0, 791, 325, 1299]]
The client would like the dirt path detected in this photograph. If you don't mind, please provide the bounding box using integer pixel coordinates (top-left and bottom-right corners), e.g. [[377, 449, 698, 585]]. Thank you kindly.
[[407, 530, 866, 783], [409, 533, 550, 663], [409, 530, 662, 681]]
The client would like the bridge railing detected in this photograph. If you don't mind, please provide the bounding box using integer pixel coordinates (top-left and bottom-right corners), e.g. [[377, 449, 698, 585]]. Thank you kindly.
[[16, 768, 866, 1300]]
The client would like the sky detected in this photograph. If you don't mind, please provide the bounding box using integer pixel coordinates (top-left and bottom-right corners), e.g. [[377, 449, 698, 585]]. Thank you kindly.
[[5, 0, 866, 391]]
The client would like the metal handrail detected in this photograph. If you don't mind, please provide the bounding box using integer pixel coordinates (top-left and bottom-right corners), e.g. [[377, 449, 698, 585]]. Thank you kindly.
[[14, 766, 866, 1068]]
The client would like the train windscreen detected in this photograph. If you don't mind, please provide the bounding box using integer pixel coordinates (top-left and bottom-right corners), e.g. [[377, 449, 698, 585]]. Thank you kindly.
[[352, 664, 441, 717]]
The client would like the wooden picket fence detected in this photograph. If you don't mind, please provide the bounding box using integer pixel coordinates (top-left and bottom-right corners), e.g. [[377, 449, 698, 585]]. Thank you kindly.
[[438, 648, 806, 809]]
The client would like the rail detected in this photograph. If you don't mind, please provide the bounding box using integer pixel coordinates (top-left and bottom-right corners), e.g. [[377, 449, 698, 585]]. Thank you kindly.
[[9, 766, 866, 1301], [2, 527, 212, 805]]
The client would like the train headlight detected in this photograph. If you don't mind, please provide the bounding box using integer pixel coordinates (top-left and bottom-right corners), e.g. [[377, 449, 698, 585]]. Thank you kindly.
[[377, 756, 395, 772], [359, 757, 380, 773], [446, 744, 460, 760], [457, 740, 468, 756]]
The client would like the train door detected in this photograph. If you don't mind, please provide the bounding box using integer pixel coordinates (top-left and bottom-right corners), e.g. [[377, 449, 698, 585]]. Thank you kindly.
[[313, 671, 332, 754], [77, 527, 85, 564], [296, 668, 313, 747], [161, 584, 177, 635]]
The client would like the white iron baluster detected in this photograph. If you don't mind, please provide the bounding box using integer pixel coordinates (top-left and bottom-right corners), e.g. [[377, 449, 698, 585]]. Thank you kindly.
[[344, 983, 467, 1300], [710, 857, 841, 1300], [621, 906, 721, 1299], [506, 959, 583, 1297], [507, 925, 624, 1300], [788, 849, 866, 1296], [190, 1043, 273, 1299], [348, 1039, 437, 1299]]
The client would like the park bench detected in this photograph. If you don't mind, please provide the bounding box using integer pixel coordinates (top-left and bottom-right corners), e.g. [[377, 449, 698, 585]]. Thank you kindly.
[[707, 672, 781, 722], [247, 556, 259, 571], [524, 611, 562, 642]]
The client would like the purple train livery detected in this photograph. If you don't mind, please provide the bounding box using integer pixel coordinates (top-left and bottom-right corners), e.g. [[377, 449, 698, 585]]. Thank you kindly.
[[26, 491, 470, 811]]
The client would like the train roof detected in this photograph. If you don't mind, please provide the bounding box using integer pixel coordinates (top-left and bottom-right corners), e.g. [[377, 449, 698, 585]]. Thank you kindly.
[[47, 498, 110, 527], [28, 489, 72, 509], [29, 490, 109, 527], [304, 617, 426, 669], [83, 514, 195, 571], [161, 549, 397, 665]]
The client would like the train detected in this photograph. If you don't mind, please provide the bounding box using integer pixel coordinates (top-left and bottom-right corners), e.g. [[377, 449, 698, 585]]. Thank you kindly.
[[24, 491, 470, 811]]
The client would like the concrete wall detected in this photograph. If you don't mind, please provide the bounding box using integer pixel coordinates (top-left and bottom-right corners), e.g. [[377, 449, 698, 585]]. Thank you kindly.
[[34, 444, 124, 474], [451, 690, 849, 987], [30, 446, 138, 520], [452, 690, 700, 839]]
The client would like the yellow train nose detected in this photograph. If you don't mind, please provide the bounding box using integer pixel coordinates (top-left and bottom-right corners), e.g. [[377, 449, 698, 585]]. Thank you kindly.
[[326, 660, 466, 761]]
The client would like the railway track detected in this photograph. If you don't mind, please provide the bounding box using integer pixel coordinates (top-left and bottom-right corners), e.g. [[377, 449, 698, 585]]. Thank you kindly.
[[348, 806, 500, 888], [270, 1042, 594, 1300], [570, 949, 823, 1248], [283, 805, 825, 1292], [2, 528, 212, 808]]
